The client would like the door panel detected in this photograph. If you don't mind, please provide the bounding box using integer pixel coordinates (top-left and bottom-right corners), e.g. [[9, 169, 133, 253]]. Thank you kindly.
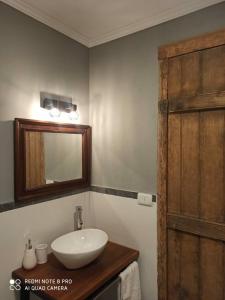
[[200, 238, 224, 300], [202, 45, 225, 93], [168, 231, 199, 300], [168, 114, 181, 214], [168, 57, 182, 100], [168, 110, 225, 223], [199, 111, 225, 223], [168, 52, 200, 99], [180, 233, 199, 300], [168, 231, 225, 300], [168, 44, 225, 100], [181, 113, 200, 217], [168, 230, 180, 300]]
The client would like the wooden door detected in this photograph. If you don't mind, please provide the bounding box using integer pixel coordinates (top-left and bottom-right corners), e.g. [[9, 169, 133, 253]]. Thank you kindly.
[[158, 29, 225, 300]]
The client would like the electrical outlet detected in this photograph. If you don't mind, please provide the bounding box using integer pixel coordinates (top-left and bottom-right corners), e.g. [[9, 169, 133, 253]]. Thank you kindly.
[[138, 193, 155, 207]]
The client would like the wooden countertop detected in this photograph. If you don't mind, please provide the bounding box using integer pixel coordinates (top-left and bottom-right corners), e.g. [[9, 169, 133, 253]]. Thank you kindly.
[[12, 241, 139, 300]]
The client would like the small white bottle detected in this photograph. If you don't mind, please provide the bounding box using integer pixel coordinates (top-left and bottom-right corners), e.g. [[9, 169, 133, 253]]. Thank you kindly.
[[22, 239, 37, 270]]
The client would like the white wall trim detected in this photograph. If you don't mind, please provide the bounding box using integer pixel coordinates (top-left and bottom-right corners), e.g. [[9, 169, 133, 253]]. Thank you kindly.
[[1, 0, 223, 47], [0, 0, 90, 47], [89, 0, 224, 47]]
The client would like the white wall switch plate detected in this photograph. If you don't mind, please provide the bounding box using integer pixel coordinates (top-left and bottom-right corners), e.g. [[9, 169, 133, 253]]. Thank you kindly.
[[138, 193, 156, 207]]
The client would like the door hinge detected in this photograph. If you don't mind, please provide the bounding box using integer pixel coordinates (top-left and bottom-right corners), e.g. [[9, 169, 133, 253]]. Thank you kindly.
[[159, 100, 168, 113]]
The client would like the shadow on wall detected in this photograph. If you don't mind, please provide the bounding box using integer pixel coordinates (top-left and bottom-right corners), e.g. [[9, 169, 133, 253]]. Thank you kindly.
[[0, 121, 14, 204]]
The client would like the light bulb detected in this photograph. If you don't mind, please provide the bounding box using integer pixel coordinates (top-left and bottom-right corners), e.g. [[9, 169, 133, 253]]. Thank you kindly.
[[69, 110, 79, 120], [49, 107, 61, 118]]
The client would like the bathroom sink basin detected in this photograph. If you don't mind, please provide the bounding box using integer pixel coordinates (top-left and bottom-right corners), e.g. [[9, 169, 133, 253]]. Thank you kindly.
[[51, 229, 108, 269]]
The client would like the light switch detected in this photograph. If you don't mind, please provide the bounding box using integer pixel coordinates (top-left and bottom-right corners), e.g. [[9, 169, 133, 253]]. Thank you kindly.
[[138, 193, 156, 207]]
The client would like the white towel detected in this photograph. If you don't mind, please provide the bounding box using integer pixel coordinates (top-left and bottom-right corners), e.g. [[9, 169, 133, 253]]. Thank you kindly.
[[119, 261, 141, 300]]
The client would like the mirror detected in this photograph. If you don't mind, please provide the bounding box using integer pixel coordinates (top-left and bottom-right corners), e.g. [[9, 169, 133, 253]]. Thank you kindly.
[[15, 119, 91, 202], [25, 132, 82, 189]]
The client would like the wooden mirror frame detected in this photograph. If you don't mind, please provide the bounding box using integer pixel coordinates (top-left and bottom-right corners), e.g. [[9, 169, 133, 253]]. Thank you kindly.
[[14, 118, 91, 202]]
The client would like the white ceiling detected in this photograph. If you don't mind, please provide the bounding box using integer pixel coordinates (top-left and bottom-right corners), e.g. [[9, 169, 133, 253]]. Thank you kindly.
[[1, 0, 224, 47]]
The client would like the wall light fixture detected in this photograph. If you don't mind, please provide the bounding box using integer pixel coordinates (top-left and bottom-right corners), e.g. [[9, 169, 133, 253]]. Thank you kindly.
[[40, 92, 79, 121]]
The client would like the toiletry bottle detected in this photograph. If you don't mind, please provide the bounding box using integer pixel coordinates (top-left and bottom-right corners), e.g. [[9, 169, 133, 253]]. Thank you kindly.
[[22, 239, 37, 270]]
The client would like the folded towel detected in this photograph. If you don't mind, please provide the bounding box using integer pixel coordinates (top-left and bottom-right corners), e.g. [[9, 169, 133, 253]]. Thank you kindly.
[[119, 261, 141, 300]]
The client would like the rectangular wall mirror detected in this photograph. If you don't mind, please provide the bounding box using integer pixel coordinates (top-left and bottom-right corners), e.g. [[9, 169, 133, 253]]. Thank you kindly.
[[14, 118, 91, 202]]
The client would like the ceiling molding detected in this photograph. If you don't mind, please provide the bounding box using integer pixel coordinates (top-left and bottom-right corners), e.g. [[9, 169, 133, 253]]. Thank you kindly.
[[1, 0, 224, 48], [0, 0, 90, 46], [89, 0, 224, 47]]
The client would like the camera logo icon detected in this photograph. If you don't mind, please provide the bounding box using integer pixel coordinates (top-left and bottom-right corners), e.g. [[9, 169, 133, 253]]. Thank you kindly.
[[9, 279, 21, 291]]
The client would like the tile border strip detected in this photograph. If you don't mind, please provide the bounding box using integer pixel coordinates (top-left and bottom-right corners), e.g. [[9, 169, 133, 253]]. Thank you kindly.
[[90, 186, 138, 199], [0, 185, 156, 213], [91, 186, 156, 203]]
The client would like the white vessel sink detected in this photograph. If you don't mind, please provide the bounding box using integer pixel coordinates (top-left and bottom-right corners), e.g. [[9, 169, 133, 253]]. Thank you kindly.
[[51, 229, 108, 269]]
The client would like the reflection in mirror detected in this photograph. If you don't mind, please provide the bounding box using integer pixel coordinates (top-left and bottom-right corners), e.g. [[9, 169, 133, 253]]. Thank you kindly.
[[25, 132, 82, 189]]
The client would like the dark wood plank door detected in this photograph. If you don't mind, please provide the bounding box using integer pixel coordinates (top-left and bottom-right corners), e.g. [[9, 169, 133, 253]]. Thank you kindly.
[[158, 29, 225, 300]]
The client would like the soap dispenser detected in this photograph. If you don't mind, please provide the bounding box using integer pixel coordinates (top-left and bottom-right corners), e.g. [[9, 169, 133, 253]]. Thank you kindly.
[[22, 239, 37, 270]]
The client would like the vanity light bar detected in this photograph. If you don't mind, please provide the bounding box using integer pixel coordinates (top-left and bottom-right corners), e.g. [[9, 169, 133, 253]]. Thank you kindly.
[[40, 92, 77, 114], [43, 98, 77, 113], [40, 92, 79, 120]]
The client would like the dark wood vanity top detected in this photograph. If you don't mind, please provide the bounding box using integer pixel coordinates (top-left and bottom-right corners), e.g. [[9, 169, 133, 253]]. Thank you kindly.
[[12, 241, 139, 300]]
